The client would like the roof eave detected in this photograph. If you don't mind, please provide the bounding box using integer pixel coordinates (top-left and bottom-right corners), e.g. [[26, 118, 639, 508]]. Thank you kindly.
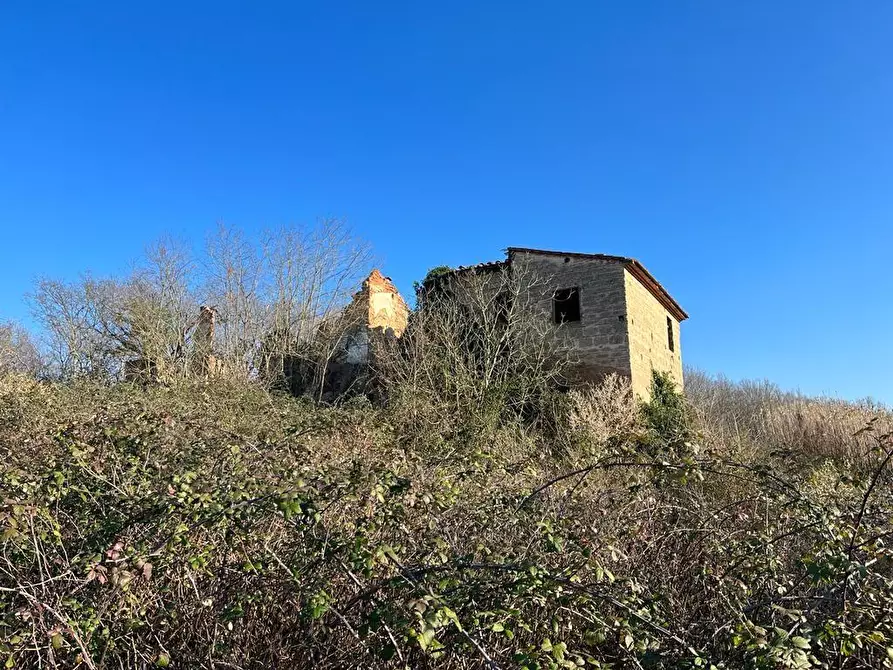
[[506, 246, 688, 322], [625, 260, 688, 321], [506, 246, 632, 264]]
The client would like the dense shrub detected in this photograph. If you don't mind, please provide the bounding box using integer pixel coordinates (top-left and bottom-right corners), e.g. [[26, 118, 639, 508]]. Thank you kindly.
[[562, 373, 641, 457], [0, 370, 891, 669], [377, 266, 568, 455], [640, 370, 694, 453]]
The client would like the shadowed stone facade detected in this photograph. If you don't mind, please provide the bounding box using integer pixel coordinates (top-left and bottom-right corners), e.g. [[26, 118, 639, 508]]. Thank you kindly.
[[511, 250, 631, 382], [341, 251, 686, 400], [476, 248, 687, 398]]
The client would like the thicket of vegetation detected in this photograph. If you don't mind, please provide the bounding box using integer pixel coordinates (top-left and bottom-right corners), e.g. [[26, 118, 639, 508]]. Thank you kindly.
[[21, 220, 372, 397], [1, 225, 892, 669], [2, 371, 892, 668]]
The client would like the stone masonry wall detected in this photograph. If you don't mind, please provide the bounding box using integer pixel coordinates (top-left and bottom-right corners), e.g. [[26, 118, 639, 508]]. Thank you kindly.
[[341, 270, 409, 366], [511, 251, 631, 383], [365, 270, 409, 336], [623, 269, 683, 398]]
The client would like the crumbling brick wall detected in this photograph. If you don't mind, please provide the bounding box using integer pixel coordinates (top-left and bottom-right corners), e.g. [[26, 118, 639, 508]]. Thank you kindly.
[[318, 270, 408, 400], [363, 269, 409, 336], [191, 305, 219, 376]]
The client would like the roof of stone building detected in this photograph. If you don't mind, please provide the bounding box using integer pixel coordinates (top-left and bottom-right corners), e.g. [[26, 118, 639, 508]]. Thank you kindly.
[[425, 247, 687, 322], [506, 247, 688, 321], [452, 260, 508, 274]]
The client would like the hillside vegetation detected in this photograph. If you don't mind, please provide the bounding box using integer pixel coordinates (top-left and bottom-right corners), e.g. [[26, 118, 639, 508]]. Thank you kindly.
[[1, 224, 892, 668], [1, 368, 891, 670]]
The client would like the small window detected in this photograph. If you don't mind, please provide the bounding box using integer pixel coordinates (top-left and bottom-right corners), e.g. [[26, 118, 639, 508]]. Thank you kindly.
[[553, 287, 581, 324], [666, 316, 675, 352]]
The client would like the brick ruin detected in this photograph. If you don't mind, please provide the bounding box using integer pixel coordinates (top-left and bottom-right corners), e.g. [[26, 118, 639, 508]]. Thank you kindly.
[[354, 269, 408, 336], [360, 249, 687, 399], [123, 253, 686, 401], [319, 269, 409, 397], [190, 305, 222, 377]]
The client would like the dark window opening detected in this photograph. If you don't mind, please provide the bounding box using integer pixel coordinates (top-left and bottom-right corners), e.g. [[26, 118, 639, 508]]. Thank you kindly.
[[553, 287, 581, 324], [666, 316, 675, 352]]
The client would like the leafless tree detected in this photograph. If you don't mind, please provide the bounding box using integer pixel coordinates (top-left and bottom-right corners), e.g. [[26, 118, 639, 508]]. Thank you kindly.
[[260, 219, 373, 397], [201, 224, 264, 380], [30, 275, 120, 379], [31, 238, 198, 382], [117, 238, 197, 381], [30, 220, 372, 391], [201, 218, 372, 394], [377, 263, 570, 436], [0, 320, 43, 376]]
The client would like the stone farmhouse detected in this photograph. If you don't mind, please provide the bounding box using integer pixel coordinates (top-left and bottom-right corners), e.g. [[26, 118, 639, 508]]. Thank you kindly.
[[345, 247, 687, 399], [137, 249, 685, 399]]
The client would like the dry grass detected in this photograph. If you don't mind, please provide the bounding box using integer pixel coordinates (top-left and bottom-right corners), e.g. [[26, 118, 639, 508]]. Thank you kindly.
[[686, 368, 892, 464]]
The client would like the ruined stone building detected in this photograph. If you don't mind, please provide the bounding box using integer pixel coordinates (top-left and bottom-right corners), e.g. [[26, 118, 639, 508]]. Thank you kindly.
[[446, 248, 687, 397], [317, 269, 409, 398], [336, 249, 686, 399], [340, 269, 409, 365], [190, 305, 229, 377]]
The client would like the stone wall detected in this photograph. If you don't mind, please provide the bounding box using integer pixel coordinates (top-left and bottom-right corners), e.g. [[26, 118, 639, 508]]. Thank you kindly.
[[341, 270, 409, 364], [191, 306, 218, 376], [623, 269, 684, 397], [511, 250, 631, 383], [364, 270, 409, 336]]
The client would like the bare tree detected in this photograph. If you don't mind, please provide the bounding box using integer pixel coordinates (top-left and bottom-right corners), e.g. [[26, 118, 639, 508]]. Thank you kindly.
[[121, 238, 197, 380], [0, 321, 43, 376], [31, 275, 122, 379], [260, 218, 373, 397], [201, 224, 265, 380], [30, 219, 372, 391], [377, 264, 569, 435], [200, 218, 372, 394], [30, 239, 196, 382]]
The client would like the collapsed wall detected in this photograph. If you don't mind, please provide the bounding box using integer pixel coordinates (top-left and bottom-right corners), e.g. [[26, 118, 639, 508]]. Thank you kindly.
[[321, 270, 409, 399]]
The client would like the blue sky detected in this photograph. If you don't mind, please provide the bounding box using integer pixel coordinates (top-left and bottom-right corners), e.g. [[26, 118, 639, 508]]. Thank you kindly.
[[2, 2, 892, 401]]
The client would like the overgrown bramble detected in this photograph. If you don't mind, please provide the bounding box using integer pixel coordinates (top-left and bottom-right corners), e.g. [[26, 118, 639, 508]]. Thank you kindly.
[[0, 370, 891, 668]]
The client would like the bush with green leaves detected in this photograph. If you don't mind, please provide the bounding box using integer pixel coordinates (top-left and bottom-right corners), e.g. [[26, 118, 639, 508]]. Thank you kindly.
[[0, 371, 891, 669], [640, 370, 694, 453]]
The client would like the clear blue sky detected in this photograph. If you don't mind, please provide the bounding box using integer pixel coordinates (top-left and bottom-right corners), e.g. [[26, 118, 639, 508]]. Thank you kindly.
[[2, 2, 892, 401]]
